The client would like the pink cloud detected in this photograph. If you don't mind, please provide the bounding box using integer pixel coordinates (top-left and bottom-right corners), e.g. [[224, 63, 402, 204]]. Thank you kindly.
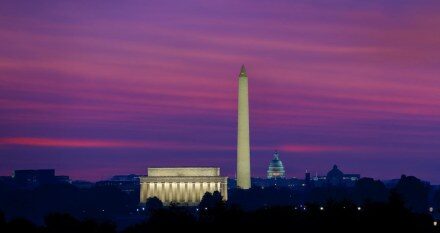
[[0, 137, 235, 151], [254, 144, 356, 153]]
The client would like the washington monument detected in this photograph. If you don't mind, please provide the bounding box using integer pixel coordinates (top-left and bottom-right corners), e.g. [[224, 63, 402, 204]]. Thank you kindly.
[[237, 65, 251, 189]]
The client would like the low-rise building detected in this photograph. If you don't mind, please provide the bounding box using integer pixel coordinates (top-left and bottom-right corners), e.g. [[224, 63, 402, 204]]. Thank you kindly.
[[140, 167, 227, 206]]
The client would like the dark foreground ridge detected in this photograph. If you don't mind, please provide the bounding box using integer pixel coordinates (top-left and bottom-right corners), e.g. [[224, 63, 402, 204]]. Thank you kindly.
[[0, 197, 438, 233], [0, 175, 439, 232]]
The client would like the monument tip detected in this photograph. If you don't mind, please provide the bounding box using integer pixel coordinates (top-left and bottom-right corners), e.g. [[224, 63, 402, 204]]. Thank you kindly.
[[239, 64, 247, 77]]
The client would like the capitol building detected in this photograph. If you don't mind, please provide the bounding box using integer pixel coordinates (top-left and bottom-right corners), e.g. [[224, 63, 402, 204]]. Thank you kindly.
[[267, 151, 286, 179]]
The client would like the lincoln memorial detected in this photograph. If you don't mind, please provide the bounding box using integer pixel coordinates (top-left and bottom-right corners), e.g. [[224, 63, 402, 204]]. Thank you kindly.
[[140, 167, 228, 206]]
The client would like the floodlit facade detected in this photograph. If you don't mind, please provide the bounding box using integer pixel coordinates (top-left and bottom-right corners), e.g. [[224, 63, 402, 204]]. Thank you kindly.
[[140, 167, 227, 206]]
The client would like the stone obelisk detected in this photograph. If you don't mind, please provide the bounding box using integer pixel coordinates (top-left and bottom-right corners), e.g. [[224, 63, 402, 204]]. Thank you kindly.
[[236, 65, 251, 189]]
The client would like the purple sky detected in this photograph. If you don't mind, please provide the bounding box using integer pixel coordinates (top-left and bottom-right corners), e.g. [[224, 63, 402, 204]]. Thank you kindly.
[[1, 0, 440, 183]]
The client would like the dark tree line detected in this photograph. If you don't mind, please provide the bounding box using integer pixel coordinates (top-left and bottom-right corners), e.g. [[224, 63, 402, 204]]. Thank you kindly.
[[228, 175, 434, 213], [0, 174, 438, 232], [0, 212, 116, 233], [124, 191, 438, 233], [0, 183, 138, 223]]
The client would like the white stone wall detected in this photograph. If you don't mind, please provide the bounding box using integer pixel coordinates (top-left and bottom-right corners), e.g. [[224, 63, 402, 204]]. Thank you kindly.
[[148, 167, 220, 177]]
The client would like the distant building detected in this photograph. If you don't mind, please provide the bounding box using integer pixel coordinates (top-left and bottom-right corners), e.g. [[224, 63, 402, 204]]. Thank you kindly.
[[310, 165, 360, 187], [267, 151, 286, 179], [0, 176, 14, 186], [316, 165, 360, 187], [252, 177, 302, 188], [55, 175, 71, 184], [140, 167, 227, 206], [304, 170, 311, 187], [312, 173, 327, 187], [96, 174, 140, 194], [111, 174, 140, 182], [71, 180, 94, 189], [12, 169, 70, 188]]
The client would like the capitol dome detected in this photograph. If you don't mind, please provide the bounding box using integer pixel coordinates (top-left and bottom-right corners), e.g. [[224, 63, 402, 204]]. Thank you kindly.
[[267, 151, 286, 179]]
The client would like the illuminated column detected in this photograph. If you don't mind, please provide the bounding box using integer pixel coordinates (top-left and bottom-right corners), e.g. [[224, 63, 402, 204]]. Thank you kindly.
[[179, 182, 184, 202], [191, 182, 196, 203], [201, 182, 207, 199], [200, 182, 203, 200], [140, 182, 147, 203], [147, 183, 152, 199], [170, 182, 174, 203], [210, 182, 215, 193], [195, 182, 199, 202], [221, 181, 228, 200], [193, 182, 198, 203], [165, 182, 168, 203], [184, 182, 188, 202], [171, 182, 175, 203], [237, 65, 251, 189], [161, 182, 165, 203], [153, 182, 157, 199], [177, 182, 181, 202], [161, 182, 166, 203]]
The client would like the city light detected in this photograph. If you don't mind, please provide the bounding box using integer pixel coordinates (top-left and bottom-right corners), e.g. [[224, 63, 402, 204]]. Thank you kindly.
[[434, 221, 437, 227], [320, 207, 324, 211], [357, 207, 362, 211]]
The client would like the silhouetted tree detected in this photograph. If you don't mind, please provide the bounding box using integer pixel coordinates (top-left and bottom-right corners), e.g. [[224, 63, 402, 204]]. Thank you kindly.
[[6, 218, 39, 233], [353, 178, 388, 204], [228, 186, 296, 210], [45, 213, 80, 233], [393, 175, 430, 213], [145, 197, 163, 213], [144, 205, 195, 232], [199, 191, 223, 210], [0, 183, 138, 222], [123, 199, 438, 233], [44, 213, 116, 233], [307, 186, 350, 204], [0, 211, 5, 232]]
